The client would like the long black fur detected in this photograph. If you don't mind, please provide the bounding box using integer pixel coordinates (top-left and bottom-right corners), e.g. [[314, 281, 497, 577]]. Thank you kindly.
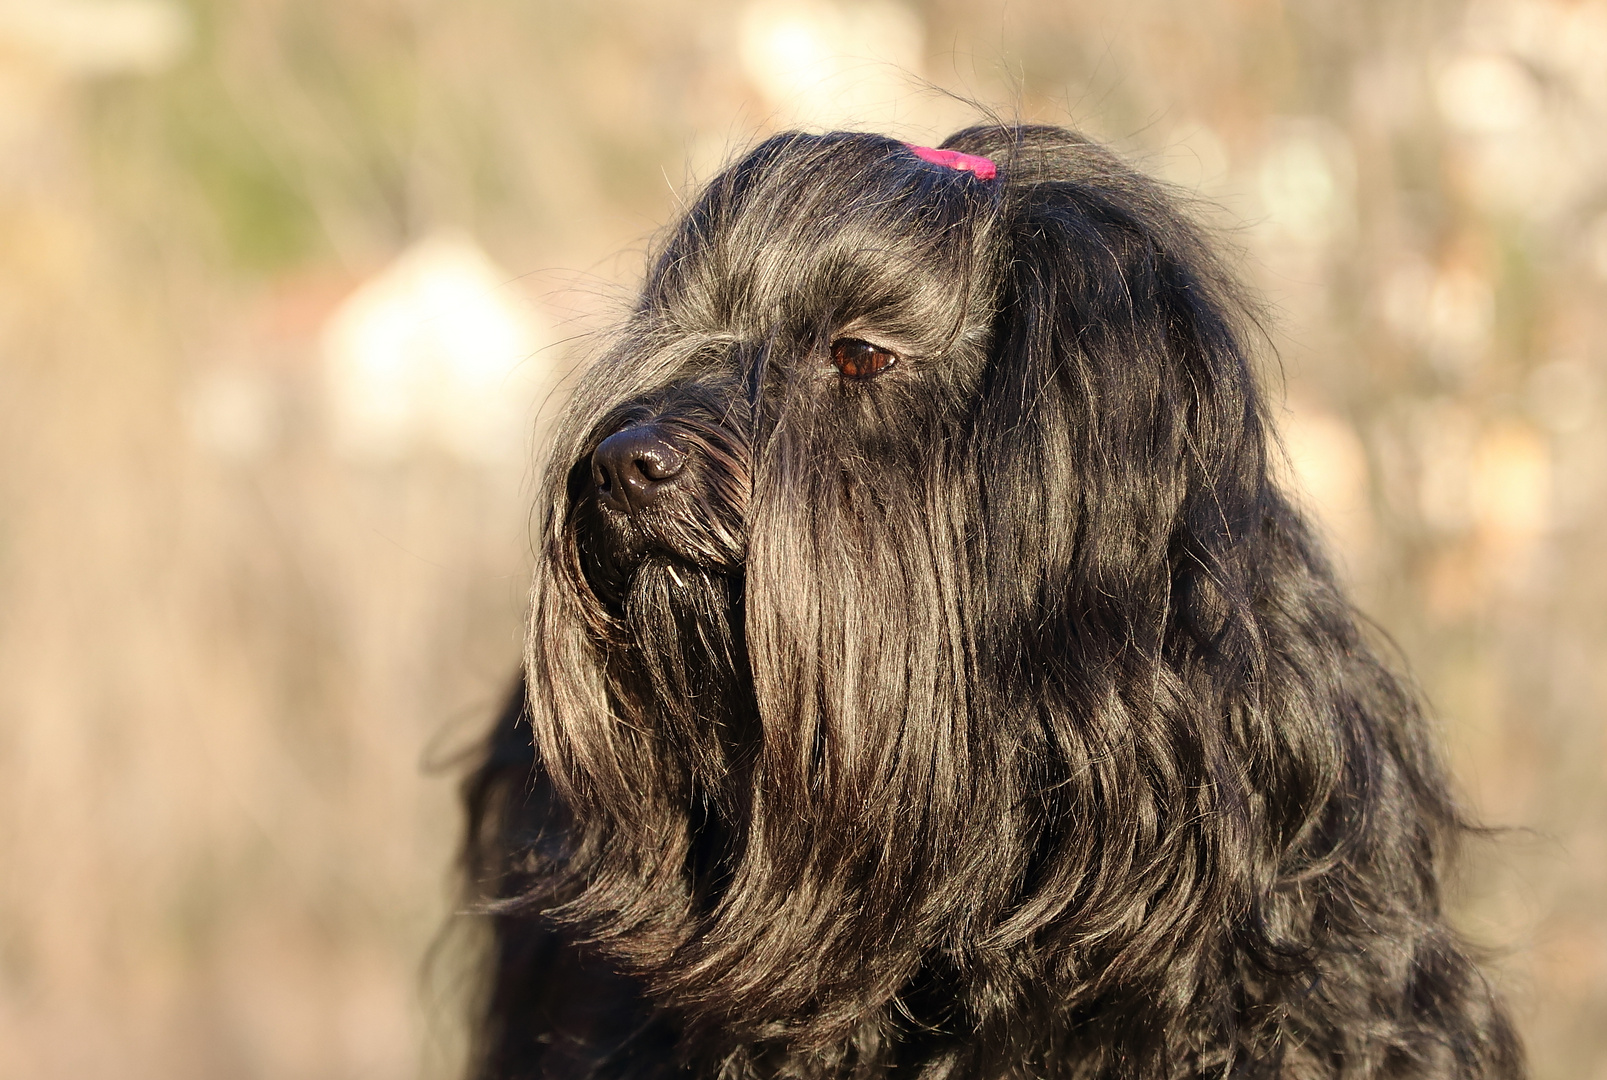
[[461, 126, 1522, 1079]]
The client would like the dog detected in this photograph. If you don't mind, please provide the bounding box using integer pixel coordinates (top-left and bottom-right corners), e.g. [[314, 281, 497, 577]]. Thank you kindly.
[[460, 126, 1522, 1079]]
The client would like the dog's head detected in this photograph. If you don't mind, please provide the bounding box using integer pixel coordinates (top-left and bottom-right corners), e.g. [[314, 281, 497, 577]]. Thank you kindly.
[[524, 125, 1322, 1057]]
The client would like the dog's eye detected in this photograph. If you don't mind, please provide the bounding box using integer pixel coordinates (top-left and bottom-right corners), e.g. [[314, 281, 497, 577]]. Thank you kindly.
[[831, 338, 897, 380]]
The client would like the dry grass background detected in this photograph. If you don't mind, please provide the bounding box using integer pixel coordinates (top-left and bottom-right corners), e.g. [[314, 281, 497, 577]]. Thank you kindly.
[[0, 0, 1603, 1077]]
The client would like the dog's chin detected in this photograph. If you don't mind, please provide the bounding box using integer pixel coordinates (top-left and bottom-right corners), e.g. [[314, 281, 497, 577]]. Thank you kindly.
[[581, 535, 747, 686], [609, 552, 754, 802], [580, 530, 741, 616], [621, 554, 742, 623], [577, 500, 746, 615]]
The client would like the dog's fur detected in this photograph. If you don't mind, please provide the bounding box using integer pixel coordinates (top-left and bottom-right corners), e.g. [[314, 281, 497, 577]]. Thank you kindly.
[[461, 126, 1522, 1079]]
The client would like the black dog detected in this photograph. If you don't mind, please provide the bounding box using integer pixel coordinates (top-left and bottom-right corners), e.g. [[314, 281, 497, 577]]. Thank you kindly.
[[461, 126, 1522, 1079]]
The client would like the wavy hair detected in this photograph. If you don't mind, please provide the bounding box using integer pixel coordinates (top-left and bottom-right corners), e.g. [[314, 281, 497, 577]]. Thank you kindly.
[[461, 125, 1522, 1080]]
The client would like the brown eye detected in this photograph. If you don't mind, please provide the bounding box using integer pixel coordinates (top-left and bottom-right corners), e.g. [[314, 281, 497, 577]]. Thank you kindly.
[[830, 338, 897, 379]]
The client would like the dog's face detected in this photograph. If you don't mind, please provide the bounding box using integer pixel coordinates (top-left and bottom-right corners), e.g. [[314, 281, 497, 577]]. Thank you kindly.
[[527, 127, 1278, 1053], [572, 132, 1000, 609]]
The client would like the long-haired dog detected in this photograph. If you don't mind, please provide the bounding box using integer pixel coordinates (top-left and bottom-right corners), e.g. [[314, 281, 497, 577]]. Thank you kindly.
[[461, 126, 1522, 1079]]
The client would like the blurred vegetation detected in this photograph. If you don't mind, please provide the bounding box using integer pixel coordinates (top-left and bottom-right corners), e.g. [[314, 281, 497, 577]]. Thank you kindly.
[[0, 1, 1602, 1078]]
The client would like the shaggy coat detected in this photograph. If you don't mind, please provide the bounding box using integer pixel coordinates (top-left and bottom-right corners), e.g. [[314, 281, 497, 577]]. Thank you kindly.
[[461, 125, 1522, 1080]]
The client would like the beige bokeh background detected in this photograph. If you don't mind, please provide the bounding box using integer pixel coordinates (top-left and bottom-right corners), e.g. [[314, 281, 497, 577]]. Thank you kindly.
[[0, 1, 1603, 1077]]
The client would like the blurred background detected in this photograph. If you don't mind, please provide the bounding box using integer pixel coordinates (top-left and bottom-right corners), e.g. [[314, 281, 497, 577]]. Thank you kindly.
[[0, 0, 1602, 1077]]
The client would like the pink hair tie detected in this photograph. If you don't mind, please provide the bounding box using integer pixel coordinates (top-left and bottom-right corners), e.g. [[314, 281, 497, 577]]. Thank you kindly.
[[905, 143, 997, 180]]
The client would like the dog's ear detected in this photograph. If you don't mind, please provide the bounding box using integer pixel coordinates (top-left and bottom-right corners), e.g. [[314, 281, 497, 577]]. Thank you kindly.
[[947, 129, 1302, 980], [950, 127, 1271, 674]]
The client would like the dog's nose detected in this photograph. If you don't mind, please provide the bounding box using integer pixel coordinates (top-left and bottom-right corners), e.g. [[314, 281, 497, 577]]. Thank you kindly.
[[592, 425, 687, 515]]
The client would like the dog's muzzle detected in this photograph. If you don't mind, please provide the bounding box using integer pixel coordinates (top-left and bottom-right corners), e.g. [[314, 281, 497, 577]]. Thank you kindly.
[[574, 412, 750, 607]]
